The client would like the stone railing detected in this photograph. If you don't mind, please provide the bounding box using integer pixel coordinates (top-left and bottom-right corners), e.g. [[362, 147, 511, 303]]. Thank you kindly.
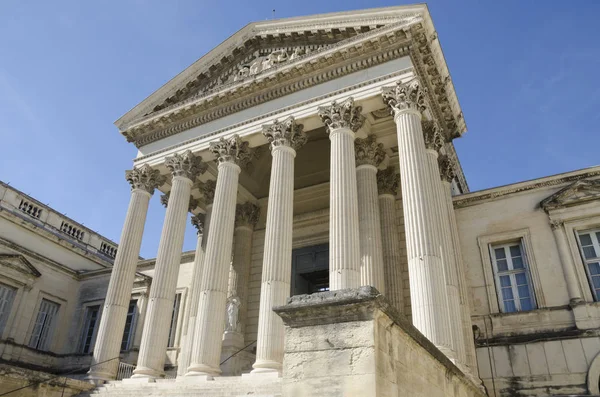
[[0, 182, 119, 264]]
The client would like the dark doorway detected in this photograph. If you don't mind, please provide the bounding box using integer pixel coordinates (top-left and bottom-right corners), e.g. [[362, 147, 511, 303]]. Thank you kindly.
[[291, 243, 329, 295]]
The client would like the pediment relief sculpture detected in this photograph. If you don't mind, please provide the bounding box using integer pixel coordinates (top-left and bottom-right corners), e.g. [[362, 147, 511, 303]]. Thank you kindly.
[[0, 254, 42, 278], [540, 179, 600, 212]]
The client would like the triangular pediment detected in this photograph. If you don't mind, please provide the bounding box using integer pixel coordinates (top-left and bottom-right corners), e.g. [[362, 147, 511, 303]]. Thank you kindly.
[[0, 254, 42, 278], [541, 179, 600, 211], [116, 5, 426, 129]]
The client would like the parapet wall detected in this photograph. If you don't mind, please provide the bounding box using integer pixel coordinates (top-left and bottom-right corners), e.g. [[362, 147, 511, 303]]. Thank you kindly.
[[275, 286, 486, 397]]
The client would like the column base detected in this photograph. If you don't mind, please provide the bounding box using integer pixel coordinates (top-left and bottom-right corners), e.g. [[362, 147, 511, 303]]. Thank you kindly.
[[185, 363, 221, 378], [131, 366, 163, 380], [250, 360, 282, 376]]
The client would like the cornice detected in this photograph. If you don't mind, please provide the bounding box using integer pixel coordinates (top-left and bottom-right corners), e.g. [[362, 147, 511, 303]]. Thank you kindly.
[[132, 67, 415, 164], [453, 166, 600, 209]]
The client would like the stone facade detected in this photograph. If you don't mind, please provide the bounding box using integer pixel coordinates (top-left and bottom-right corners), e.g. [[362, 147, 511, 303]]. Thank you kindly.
[[1, 4, 599, 397]]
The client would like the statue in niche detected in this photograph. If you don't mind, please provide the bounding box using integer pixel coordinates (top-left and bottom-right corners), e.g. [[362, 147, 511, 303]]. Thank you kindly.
[[225, 296, 241, 333]]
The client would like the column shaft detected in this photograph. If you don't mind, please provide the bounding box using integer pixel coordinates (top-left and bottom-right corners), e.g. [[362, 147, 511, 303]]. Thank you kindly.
[[357, 164, 385, 292], [177, 207, 212, 376], [329, 128, 361, 290], [188, 162, 240, 376], [379, 193, 404, 312], [552, 222, 583, 303], [394, 111, 452, 353], [426, 150, 464, 363], [89, 188, 151, 381], [133, 176, 193, 378], [442, 179, 479, 375], [252, 146, 295, 373]]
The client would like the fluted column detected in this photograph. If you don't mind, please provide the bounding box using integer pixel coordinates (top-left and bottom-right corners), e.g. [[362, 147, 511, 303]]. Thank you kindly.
[[551, 220, 584, 304], [187, 135, 252, 377], [177, 180, 215, 376], [377, 167, 404, 312], [382, 79, 453, 355], [133, 151, 207, 379], [318, 98, 364, 290], [252, 117, 306, 374], [88, 165, 164, 382], [355, 135, 386, 292], [438, 155, 479, 375]]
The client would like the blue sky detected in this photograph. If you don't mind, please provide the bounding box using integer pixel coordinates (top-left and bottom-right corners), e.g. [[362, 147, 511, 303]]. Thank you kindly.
[[1, 1, 599, 258]]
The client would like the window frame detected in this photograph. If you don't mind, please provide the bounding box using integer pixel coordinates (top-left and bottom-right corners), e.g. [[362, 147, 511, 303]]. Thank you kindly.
[[478, 228, 545, 314], [575, 227, 600, 301], [489, 241, 537, 313], [28, 298, 61, 351], [120, 299, 138, 352], [79, 303, 102, 354], [0, 282, 17, 337], [167, 293, 182, 348]]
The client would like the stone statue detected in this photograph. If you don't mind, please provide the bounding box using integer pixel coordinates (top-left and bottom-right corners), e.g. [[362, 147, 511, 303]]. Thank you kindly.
[[225, 296, 241, 332], [234, 65, 250, 82]]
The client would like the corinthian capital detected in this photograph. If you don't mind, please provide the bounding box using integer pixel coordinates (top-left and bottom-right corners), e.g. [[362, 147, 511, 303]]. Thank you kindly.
[[160, 192, 170, 208], [318, 98, 365, 133], [125, 164, 165, 195], [422, 120, 444, 151], [165, 150, 208, 181], [191, 213, 205, 235], [355, 135, 386, 167], [381, 78, 427, 116], [262, 116, 307, 151], [235, 202, 260, 228], [210, 135, 253, 167], [377, 167, 400, 196], [198, 179, 217, 205], [437, 155, 455, 183]]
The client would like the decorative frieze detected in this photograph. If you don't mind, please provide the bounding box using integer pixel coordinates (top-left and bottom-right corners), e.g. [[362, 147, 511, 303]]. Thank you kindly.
[[210, 135, 253, 167], [381, 78, 427, 115], [421, 120, 443, 152], [235, 202, 260, 228], [165, 150, 208, 181], [438, 154, 455, 183], [262, 116, 307, 150], [191, 214, 206, 235], [125, 164, 165, 194], [355, 135, 385, 167], [377, 167, 400, 196], [318, 98, 365, 133]]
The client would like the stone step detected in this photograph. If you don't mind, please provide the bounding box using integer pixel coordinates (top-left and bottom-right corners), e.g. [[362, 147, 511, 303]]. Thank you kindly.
[[79, 376, 282, 397]]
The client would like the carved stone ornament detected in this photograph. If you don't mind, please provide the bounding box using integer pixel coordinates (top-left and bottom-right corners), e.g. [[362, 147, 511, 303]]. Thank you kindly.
[[262, 116, 307, 150], [165, 150, 208, 181], [235, 202, 260, 228], [540, 179, 600, 212], [377, 167, 400, 196], [160, 192, 170, 208], [355, 135, 386, 167], [188, 197, 200, 212], [225, 296, 241, 333], [437, 154, 455, 183], [421, 120, 444, 152], [381, 78, 427, 115], [191, 213, 206, 235], [550, 220, 564, 230], [125, 164, 166, 194], [318, 97, 365, 133], [210, 135, 253, 167], [198, 179, 217, 205]]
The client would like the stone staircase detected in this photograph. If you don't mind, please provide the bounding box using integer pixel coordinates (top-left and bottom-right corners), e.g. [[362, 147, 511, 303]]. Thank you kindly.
[[79, 376, 282, 397]]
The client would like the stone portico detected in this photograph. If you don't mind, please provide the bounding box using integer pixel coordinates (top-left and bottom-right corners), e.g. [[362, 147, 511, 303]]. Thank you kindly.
[[88, 4, 481, 394]]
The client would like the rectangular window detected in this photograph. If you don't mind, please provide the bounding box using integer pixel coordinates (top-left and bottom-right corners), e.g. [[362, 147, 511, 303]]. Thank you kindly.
[[0, 283, 17, 336], [577, 228, 600, 301], [120, 300, 137, 352], [490, 242, 536, 313], [167, 293, 182, 347], [80, 305, 101, 354], [29, 299, 60, 350]]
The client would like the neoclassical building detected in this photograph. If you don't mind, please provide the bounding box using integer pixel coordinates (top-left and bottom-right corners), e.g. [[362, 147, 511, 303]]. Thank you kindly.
[[2, 4, 600, 397]]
